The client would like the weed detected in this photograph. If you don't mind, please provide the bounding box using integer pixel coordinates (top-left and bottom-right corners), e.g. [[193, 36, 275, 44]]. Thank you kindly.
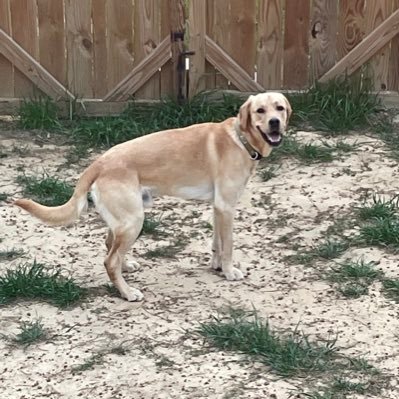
[[313, 239, 349, 260], [0, 248, 26, 262], [259, 165, 280, 182], [12, 319, 46, 346], [359, 218, 399, 247], [144, 236, 188, 258], [140, 214, 164, 236], [328, 259, 381, 283], [197, 309, 339, 377], [288, 75, 380, 132], [356, 194, 399, 221], [16, 173, 74, 206], [0, 261, 86, 307], [18, 96, 61, 130], [155, 355, 175, 368], [338, 282, 369, 298], [296, 143, 334, 163], [382, 278, 399, 303], [72, 353, 104, 373], [0, 193, 8, 202], [331, 377, 367, 394]]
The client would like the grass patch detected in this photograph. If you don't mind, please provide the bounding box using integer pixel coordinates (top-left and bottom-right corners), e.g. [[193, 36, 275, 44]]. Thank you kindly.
[[288, 75, 380, 132], [313, 239, 349, 260], [356, 194, 399, 221], [12, 319, 47, 346], [382, 278, 399, 303], [0, 248, 26, 262], [197, 309, 339, 377], [0, 193, 8, 202], [259, 164, 280, 182], [144, 236, 188, 258], [140, 214, 164, 237], [18, 96, 61, 130], [0, 261, 86, 308], [359, 218, 399, 247], [16, 173, 74, 206]]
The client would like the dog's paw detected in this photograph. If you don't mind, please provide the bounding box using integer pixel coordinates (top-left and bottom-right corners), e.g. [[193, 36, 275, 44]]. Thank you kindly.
[[123, 260, 140, 273], [223, 267, 244, 281], [122, 288, 144, 302]]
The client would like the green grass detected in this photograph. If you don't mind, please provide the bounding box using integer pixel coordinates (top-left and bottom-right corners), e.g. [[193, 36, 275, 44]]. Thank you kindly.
[[0, 261, 86, 308], [144, 236, 188, 258], [382, 278, 399, 303], [140, 215, 164, 236], [16, 173, 74, 206], [0, 193, 8, 202], [197, 309, 339, 377], [288, 75, 380, 132], [12, 319, 46, 346], [313, 239, 349, 260], [18, 96, 61, 130], [0, 248, 26, 262], [356, 194, 399, 221], [359, 218, 399, 247], [259, 164, 280, 182]]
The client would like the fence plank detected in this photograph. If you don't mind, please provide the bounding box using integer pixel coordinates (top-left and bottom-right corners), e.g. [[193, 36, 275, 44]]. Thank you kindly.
[[0, 0, 13, 97], [10, 0, 39, 97], [92, 0, 108, 97], [319, 9, 399, 83], [65, 0, 93, 97], [310, 0, 339, 82], [105, 0, 134, 95], [159, 0, 173, 97], [134, 0, 161, 100], [337, 0, 366, 59], [256, 0, 284, 89], [188, 0, 206, 96], [103, 36, 171, 101], [205, 36, 264, 91], [388, 0, 399, 90], [283, 0, 311, 88], [37, 0, 66, 86], [365, 0, 392, 90]]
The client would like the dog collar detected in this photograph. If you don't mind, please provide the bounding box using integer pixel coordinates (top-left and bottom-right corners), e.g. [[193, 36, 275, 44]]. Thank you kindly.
[[234, 122, 262, 161]]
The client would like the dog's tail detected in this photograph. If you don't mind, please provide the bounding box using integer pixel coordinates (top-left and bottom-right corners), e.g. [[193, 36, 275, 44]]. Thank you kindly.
[[14, 165, 99, 226]]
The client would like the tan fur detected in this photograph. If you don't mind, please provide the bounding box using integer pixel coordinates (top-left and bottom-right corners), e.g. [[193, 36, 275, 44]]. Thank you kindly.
[[14, 93, 291, 301]]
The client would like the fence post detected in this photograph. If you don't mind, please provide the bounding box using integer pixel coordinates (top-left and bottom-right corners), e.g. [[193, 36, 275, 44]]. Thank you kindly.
[[169, 0, 186, 102]]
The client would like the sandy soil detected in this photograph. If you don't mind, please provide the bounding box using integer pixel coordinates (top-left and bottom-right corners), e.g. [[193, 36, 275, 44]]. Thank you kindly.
[[1, 128, 399, 399]]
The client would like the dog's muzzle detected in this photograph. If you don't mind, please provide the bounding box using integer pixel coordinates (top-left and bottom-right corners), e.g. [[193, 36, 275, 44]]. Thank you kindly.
[[257, 126, 283, 147]]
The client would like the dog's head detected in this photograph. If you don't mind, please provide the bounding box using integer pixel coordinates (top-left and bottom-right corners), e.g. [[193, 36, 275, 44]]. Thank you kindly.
[[238, 92, 292, 149]]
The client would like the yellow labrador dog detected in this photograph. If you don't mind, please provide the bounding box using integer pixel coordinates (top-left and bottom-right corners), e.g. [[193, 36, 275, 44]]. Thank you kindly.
[[14, 92, 291, 301]]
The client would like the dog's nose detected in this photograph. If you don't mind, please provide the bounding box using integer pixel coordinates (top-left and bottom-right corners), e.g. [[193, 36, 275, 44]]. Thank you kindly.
[[269, 118, 280, 130]]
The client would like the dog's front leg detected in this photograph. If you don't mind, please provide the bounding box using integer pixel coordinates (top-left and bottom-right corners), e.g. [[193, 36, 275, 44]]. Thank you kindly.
[[213, 203, 244, 281]]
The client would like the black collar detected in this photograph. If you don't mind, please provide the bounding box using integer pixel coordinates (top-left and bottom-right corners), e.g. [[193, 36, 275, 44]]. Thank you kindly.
[[234, 122, 262, 161]]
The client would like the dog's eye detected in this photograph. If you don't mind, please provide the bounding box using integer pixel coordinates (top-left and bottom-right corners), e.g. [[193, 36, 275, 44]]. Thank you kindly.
[[276, 105, 285, 111], [256, 108, 265, 114]]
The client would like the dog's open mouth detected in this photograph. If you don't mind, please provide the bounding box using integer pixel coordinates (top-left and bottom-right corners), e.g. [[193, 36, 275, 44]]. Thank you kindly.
[[257, 127, 283, 147]]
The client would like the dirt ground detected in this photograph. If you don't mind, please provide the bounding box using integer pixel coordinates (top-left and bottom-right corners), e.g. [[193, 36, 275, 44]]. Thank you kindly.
[[1, 128, 399, 399]]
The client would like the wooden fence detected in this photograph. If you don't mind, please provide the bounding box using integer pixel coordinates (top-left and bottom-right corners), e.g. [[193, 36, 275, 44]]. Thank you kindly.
[[0, 0, 399, 115]]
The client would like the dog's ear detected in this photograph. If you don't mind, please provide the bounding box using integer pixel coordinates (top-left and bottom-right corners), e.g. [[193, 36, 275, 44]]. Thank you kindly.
[[239, 96, 253, 132], [284, 97, 292, 126]]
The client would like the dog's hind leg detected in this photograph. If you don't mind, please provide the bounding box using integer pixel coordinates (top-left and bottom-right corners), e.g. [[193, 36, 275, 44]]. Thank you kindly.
[[92, 178, 144, 301], [105, 228, 140, 273]]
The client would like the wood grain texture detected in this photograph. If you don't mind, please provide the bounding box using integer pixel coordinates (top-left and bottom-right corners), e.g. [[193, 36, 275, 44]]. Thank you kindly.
[[37, 0, 66, 86], [207, 0, 256, 90], [319, 9, 399, 83], [159, 0, 173, 97], [310, 0, 339, 82], [388, 0, 399, 90], [10, 0, 39, 97], [0, 29, 74, 99], [256, 0, 284, 89], [365, 0, 392, 90], [205, 35, 264, 92], [188, 0, 206, 96], [134, 0, 161, 100], [92, 0, 108, 97], [105, 0, 134, 95], [103, 36, 171, 101], [0, 0, 13, 96], [337, 0, 366, 59], [65, 0, 93, 97], [283, 0, 311, 88]]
